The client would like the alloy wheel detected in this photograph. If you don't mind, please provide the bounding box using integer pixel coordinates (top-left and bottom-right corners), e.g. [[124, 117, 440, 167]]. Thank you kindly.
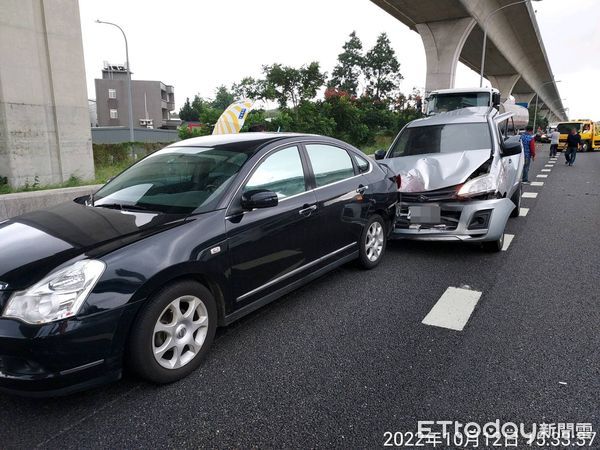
[[365, 221, 384, 262], [152, 295, 209, 370]]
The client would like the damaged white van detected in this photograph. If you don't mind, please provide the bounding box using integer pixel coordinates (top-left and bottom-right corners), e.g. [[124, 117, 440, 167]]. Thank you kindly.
[[375, 106, 524, 252]]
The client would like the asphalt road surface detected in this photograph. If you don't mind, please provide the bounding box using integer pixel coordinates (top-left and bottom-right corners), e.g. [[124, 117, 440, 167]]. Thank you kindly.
[[2, 145, 599, 449]]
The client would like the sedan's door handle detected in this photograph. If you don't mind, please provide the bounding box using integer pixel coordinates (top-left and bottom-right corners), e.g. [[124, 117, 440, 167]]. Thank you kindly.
[[356, 184, 368, 194], [298, 204, 317, 216]]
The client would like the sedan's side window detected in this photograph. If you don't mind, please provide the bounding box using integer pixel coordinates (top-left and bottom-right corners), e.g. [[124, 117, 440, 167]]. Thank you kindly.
[[306, 144, 355, 188], [244, 146, 306, 199]]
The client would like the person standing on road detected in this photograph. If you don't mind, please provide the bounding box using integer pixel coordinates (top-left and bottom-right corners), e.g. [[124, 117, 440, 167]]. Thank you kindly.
[[565, 128, 582, 166], [549, 129, 560, 157], [520, 126, 536, 183]]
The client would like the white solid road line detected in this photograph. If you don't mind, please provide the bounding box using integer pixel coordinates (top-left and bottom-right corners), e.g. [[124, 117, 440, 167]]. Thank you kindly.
[[422, 287, 483, 331], [522, 192, 538, 198], [537, 174, 548, 178], [531, 181, 544, 186], [541, 169, 552, 172], [520, 207, 529, 216], [502, 234, 514, 251]]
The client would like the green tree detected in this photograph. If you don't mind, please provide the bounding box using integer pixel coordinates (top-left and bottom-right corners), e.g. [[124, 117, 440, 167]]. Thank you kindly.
[[191, 95, 210, 117], [261, 62, 326, 109], [179, 97, 199, 121], [232, 77, 263, 100], [290, 100, 336, 136], [329, 31, 364, 97], [325, 92, 371, 146], [363, 33, 403, 101], [212, 85, 235, 110]]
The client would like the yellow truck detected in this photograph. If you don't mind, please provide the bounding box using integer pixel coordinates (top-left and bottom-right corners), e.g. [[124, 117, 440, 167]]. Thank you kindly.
[[556, 120, 598, 151]]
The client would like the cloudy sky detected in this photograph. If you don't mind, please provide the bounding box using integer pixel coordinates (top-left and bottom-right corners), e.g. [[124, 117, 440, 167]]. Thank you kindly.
[[79, 0, 600, 120]]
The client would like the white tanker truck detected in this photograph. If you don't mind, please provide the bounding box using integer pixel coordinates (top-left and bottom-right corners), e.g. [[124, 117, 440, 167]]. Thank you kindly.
[[425, 87, 529, 130]]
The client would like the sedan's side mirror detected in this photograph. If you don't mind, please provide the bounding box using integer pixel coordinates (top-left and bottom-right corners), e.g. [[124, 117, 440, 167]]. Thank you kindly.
[[501, 135, 523, 157], [241, 189, 278, 210], [374, 149, 387, 160]]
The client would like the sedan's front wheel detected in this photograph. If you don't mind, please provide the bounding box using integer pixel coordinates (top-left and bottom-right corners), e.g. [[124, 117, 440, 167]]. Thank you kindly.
[[358, 214, 387, 269], [128, 280, 217, 384]]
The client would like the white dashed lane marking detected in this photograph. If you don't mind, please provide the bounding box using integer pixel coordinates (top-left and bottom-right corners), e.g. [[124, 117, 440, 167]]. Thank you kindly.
[[545, 164, 553, 168], [522, 192, 538, 198], [541, 169, 552, 172], [537, 174, 548, 178], [422, 287, 483, 331], [502, 234, 514, 251], [520, 207, 529, 216], [531, 181, 544, 186]]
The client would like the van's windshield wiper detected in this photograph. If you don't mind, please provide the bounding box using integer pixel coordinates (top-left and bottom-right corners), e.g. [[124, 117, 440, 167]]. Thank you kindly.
[[94, 203, 158, 212]]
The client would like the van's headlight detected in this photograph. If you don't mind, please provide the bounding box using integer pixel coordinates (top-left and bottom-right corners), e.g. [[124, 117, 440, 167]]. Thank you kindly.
[[457, 174, 498, 198], [3, 260, 105, 324]]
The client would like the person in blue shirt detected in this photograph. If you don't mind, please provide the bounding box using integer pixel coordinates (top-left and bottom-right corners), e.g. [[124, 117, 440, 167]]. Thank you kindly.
[[520, 126, 536, 183]]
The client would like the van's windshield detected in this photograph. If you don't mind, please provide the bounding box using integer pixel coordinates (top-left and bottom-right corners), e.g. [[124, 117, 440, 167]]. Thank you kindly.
[[388, 123, 491, 158]]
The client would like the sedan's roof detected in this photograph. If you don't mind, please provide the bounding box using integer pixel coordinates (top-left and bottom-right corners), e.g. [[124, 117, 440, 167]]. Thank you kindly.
[[170, 132, 306, 149]]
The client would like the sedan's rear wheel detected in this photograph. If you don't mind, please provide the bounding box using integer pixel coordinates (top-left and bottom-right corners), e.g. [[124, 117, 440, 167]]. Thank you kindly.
[[128, 280, 217, 384], [358, 214, 386, 269]]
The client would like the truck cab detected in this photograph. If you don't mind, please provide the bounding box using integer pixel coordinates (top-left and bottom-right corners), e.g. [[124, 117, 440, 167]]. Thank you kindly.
[[425, 87, 501, 115], [556, 120, 596, 151]]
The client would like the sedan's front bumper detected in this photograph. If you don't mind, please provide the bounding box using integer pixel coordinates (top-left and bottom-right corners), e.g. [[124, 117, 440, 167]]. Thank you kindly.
[[0, 303, 139, 397], [391, 198, 515, 242]]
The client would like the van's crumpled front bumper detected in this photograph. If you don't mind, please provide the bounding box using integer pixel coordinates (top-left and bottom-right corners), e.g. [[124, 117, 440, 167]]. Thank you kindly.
[[392, 197, 515, 242]]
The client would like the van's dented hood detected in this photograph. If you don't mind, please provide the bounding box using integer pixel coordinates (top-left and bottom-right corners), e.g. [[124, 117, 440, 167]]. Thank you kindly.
[[382, 149, 491, 192]]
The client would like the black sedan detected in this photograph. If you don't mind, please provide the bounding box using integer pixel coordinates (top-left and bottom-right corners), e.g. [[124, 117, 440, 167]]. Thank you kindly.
[[0, 133, 398, 396]]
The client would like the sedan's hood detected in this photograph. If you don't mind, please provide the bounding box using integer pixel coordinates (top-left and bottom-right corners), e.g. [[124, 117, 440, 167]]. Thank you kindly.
[[382, 149, 491, 192], [0, 201, 186, 289]]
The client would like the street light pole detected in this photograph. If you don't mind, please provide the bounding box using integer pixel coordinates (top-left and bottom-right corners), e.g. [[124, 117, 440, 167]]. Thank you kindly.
[[533, 81, 562, 131], [479, 0, 541, 87], [96, 20, 134, 143]]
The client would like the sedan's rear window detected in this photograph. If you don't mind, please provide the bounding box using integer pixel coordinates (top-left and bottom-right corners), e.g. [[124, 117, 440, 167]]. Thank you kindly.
[[389, 123, 491, 157]]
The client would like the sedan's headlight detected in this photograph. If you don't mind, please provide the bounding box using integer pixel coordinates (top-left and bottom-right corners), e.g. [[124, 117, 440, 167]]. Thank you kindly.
[[3, 260, 105, 324], [457, 174, 498, 198]]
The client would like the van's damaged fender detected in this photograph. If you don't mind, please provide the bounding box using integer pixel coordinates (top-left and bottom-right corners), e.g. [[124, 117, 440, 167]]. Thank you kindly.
[[483, 197, 515, 242]]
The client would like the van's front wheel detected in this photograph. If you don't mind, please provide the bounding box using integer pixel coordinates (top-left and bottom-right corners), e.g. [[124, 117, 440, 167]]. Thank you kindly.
[[482, 232, 504, 252], [510, 183, 522, 218]]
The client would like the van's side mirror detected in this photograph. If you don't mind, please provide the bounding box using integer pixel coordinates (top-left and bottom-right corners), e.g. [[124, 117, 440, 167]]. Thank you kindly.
[[501, 135, 522, 157], [374, 149, 387, 160], [241, 189, 278, 210]]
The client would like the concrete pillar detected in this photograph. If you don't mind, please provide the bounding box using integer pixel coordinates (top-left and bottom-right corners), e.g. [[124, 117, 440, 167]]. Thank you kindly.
[[488, 74, 520, 102], [513, 93, 536, 107], [415, 17, 477, 93], [0, 0, 95, 188]]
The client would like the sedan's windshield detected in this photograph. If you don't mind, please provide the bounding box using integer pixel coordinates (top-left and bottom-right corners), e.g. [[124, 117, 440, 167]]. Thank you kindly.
[[93, 146, 250, 214], [388, 123, 491, 158]]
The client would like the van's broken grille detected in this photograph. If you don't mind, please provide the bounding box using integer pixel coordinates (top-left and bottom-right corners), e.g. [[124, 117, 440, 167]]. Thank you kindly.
[[400, 186, 458, 203]]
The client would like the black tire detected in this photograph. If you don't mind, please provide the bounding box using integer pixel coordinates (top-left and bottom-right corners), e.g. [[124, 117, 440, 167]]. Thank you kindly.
[[357, 214, 387, 269], [585, 140, 592, 152], [128, 280, 217, 384], [509, 183, 521, 218], [482, 232, 504, 252]]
